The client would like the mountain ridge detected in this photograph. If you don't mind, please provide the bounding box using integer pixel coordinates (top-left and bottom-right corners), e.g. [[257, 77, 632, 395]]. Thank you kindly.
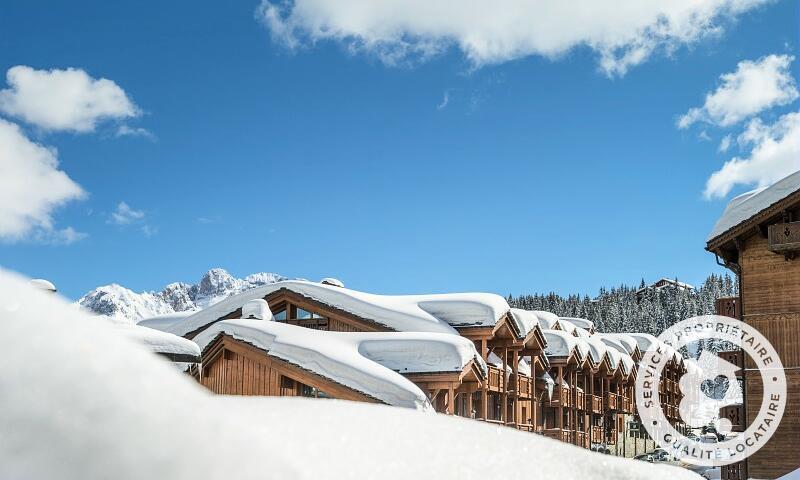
[[76, 268, 286, 323]]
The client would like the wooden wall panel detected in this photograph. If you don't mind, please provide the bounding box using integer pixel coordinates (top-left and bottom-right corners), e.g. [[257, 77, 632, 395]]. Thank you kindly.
[[745, 314, 800, 368], [744, 369, 800, 479], [741, 235, 800, 315]]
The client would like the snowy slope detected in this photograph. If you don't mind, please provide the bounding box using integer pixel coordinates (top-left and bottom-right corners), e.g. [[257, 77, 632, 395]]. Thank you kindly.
[[76, 268, 285, 323], [0, 270, 701, 480]]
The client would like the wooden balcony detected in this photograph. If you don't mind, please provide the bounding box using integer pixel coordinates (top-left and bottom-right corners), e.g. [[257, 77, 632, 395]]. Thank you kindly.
[[768, 222, 800, 254], [715, 296, 740, 319], [575, 430, 589, 448], [591, 425, 603, 443], [619, 395, 631, 413], [607, 428, 617, 445], [576, 390, 586, 411], [590, 395, 603, 414], [718, 350, 743, 376], [543, 428, 573, 443], [516, 375, 533, 398], [605, 392, 618, 411], [548, 387, 571, 408], [720, 404, 744, 432], [487, 365, 503, 392]]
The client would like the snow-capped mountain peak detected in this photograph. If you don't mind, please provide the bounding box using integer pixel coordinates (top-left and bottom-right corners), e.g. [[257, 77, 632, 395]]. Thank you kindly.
[[76, 268, 286, 323]]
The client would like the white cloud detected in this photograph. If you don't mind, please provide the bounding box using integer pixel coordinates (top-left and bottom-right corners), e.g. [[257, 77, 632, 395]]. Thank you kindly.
[[33, 226, 88, 245], [704, 111, 800, 198], [116, 125, 156, 141], [436, 90, 450, 110], [256, 0, 770, 76], [0, 119, 86, 241], [718, 134, 733, 152], [109, 202, 145, 225], [679, 54, 798, 128], [0, 66, 139, 133]]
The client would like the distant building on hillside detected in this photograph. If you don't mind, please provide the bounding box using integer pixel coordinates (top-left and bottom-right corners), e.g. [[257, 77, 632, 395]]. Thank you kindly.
[[634, 278, 694, 299]]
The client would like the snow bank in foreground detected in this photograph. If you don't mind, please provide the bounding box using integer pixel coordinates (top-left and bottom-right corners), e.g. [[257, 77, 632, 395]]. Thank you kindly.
[[0, 271, 700, 480]]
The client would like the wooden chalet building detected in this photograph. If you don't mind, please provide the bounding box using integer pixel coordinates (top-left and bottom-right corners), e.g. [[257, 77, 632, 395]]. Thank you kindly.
[[706, 170, 800, 479], [158, 278, 687, 455]]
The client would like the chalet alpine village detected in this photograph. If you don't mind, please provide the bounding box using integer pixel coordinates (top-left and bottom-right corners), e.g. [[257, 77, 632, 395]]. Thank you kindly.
[[0, 2, 798, 480]]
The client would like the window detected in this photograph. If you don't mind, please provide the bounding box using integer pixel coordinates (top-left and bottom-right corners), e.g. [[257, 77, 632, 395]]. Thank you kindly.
[[295, 308, 312, 319], [274, 309, 286, 321], [300, 383, 331, 399]]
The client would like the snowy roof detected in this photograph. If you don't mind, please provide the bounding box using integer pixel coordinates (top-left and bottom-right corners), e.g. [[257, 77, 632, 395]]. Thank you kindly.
[[137, 311, 194, 331], [579, 336, 610, 366], [556, 318, 579, 334], [0, 271, 702, 480], [708, 169, 800, 243], [543, 329, 586, 360], [531, 310, 560, 330], [170, 280, 512, 337], [509, 308, 541, 338], [628, 333, 683, 365], [194, 319, 486, 410], [116, 324, 201, 361], [560, 317, 594, 332], [596, 333, 640, 357]]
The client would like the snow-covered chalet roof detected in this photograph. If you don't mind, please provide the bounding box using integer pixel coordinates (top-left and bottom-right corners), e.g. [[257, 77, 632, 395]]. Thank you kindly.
[[508, 308, 539, 336], [531, 310, 560, 330], [543, 329, 586, 361], [628, 333, 683, 365], [170, 280, 511, 337], [708, 169, 800, 243], [194, 319, 486, 410], [560, 317, 594, 332], [595, 333, 640, 358], [116, 324, 201, 362], [137, 311, 194, 331]]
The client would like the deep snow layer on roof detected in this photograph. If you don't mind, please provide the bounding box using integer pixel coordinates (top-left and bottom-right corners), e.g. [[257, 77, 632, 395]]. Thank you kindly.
[[509, 308, 541, 337], [170, 280, 511, 337], [137, 311, 194, 330], [543, 329, 586, 360], [532, 310, 560, 330], [116, 324, 201, 359], [560, 317, 594, 331], [194, 319, 486, 410], [708, 169, 800, 242], [0, 271, 700, 480]]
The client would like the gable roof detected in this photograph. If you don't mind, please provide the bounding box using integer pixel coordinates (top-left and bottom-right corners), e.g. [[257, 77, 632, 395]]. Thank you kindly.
[[170, 280, 511, 337], [194, 319, 486, 410], [707, 169, 800, 247]]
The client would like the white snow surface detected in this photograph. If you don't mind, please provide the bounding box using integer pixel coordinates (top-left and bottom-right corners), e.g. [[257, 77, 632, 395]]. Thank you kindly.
[[193, 319, 487, 410], [532, 310, 560, 330], [509, 308, 541, 337], [171, 280, 511, 337], [0, 270, 701, 480], [115, 324, 201, 358], [137, 311, 194, 330], [707, 169, 800, 242], [560, 317, 594, 332], [30, 278, 56, 292], [543, 329, 586, 360], [241, 299, 272, 320]]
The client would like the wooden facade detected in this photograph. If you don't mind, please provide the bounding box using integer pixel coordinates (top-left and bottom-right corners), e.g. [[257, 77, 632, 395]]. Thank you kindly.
[[708, 184, 800, 479]]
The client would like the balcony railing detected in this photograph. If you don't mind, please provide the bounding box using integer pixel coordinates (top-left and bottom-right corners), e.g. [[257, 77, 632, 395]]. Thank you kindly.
[[591, 425, 603, 443], [720, 404, 744, 432], [543, 428, 573, 443], [576, 390, 585, 410], [607, 428, 617, 445], [548, 387, 571, 408], [516, 375, 533, 398], [575, 431, 589, 448], [487, 365, 503, 391], [605, 392, 618, 411], [718, 350, 743, 376], [590, 395, 602, 414]]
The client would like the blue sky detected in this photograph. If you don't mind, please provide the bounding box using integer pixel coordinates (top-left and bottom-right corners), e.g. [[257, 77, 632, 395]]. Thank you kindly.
[[0, 0, 798, 300]]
